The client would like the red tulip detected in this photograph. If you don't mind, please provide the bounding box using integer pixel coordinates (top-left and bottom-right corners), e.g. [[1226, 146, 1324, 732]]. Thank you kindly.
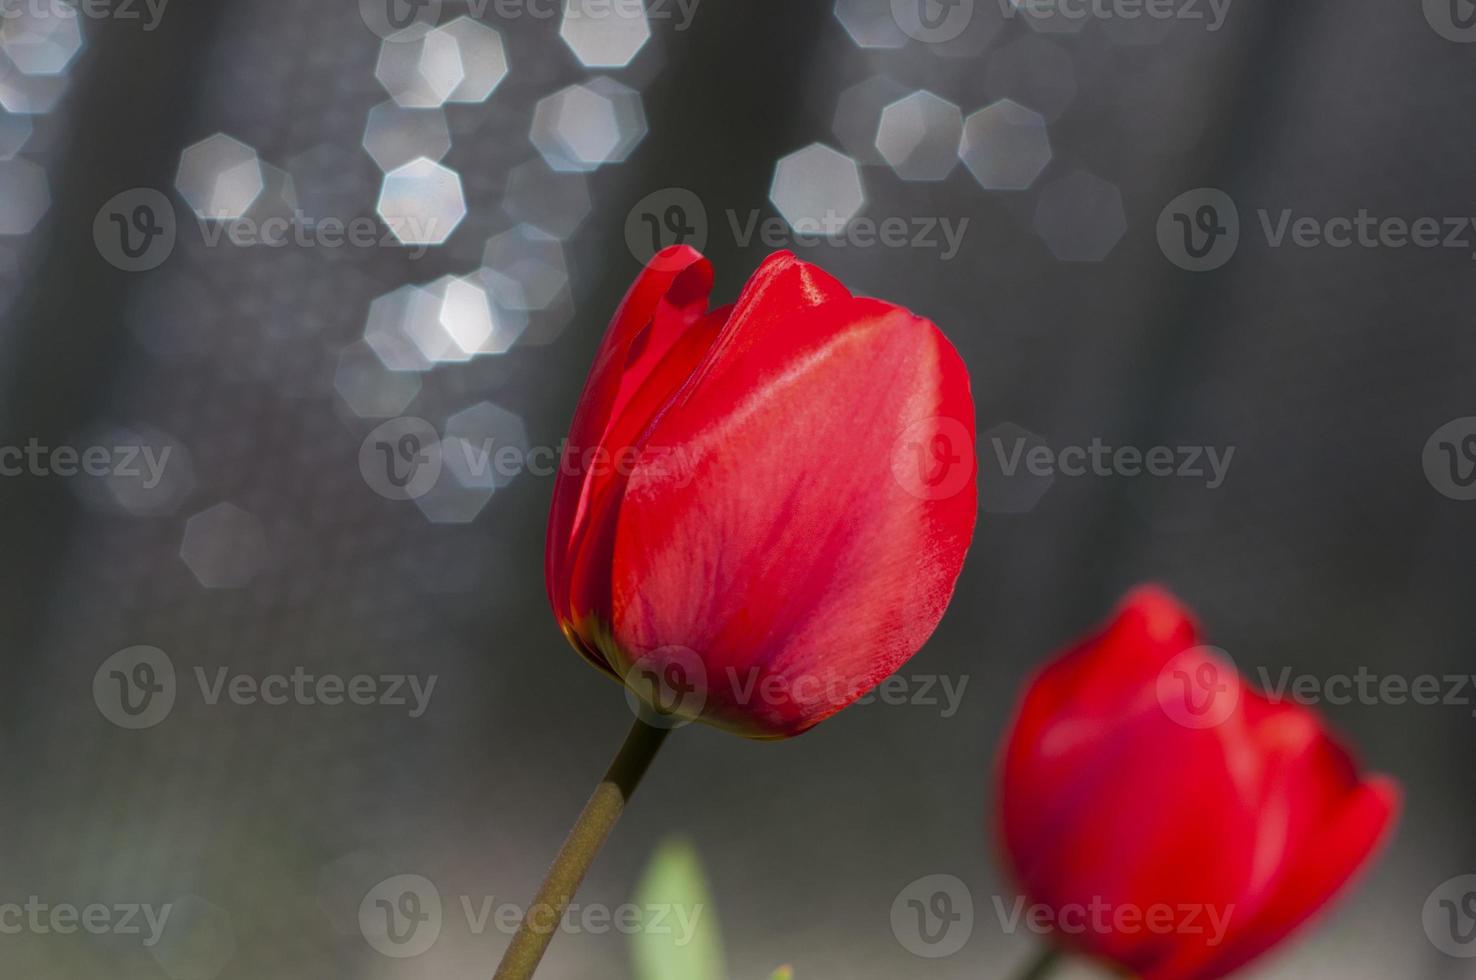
[[545, 247, 977, 738], [996, 586, 1399, 979]]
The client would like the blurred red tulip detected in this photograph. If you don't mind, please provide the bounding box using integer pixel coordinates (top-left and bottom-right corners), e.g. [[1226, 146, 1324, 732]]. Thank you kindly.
[[996, 586, 1399, 980], [545, 247, 977, 738]]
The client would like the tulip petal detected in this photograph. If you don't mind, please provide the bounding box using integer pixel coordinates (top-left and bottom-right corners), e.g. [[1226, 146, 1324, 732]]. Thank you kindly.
[[998, 673, 1265, 973], [546, 245, 714, 669], [1148, 707, 1400, 980], [600, 252, 977, 737], [997, 588, 1200, 763], [566, 302, 733, 641], [996, 588, 1401, 980]]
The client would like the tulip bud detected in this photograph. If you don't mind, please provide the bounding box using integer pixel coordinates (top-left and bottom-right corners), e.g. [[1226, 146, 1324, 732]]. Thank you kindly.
[[996, 586, 1400, 979], [546, 248, 978, 738]]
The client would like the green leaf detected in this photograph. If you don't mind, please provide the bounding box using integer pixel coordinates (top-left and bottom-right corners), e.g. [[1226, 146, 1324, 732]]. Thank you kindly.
[[768, 967, 795, 980], [630, 836, 725, 980]]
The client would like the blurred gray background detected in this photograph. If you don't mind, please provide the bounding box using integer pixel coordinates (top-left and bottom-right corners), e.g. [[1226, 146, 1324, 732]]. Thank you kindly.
[[0, 0, 1470, 976]]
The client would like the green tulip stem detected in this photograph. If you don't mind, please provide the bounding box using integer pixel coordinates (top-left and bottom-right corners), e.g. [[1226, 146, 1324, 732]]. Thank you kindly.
[[1010, 945, 1065, 980], [493, 717, 671, 980]]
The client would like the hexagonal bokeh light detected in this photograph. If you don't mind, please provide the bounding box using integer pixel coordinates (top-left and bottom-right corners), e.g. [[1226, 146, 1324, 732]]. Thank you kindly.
[[364, 283, 440, 372], [362, 101, 451, 172], [0, 112, 32, 160], [1033, 170, 1127, 262], [979, 422, 1055, 513], [180, 503, 270, 589], [101, 424, 193, 517], [387, 280, 460, 366], [428, 274, 494, 361], [530, 83, 613, 173], [502, 158, 591, 239], [376, 157, 466, 246], [433, 16, 508, 103], [585, 76, 648, 163], [175, 133, 266, 220], [833, 75, 908, 165], [560, 0, 651, 68], [0, 51, 70, 113], [769, 143, 865, 234], [833, 0, 908, 49], [375, 28, 465, 109], [363, 274, 527, 373], [442, 400, 530, 492], [241, 162, 299, 235], [411, 469, 493, 524], [530, 79, 647, 173], [0, 0, 82, 76], [335, 340, 423, 418], [959, 99, 1052, 191], [481, 224, 569, 312], [433, 274, 527, 357], [66, 422, 195, 517], [876, 90, 963, 181], [0, 157, 49, 234]]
